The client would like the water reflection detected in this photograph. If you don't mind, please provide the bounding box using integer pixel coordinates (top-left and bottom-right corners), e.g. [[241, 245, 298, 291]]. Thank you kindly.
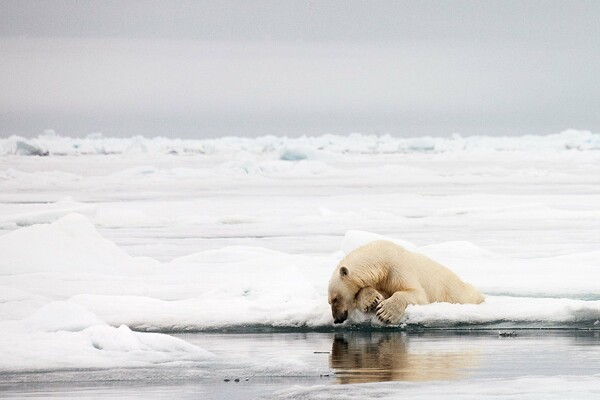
[[329, 332, 480, 384]]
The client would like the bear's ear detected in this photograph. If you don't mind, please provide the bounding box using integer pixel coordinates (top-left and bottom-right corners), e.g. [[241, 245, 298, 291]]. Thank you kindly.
[[339, 266, 349, 278]]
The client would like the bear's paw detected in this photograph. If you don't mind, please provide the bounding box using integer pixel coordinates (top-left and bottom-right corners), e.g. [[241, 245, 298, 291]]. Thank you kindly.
[[356, 287, 384, 313], [376, 295, 408, 324]]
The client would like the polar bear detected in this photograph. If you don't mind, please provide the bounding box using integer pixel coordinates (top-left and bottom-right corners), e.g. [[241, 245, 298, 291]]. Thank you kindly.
[[328, 240, 484, 324]]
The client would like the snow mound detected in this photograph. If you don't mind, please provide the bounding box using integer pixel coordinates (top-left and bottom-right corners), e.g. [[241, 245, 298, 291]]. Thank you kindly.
[[0, 322, 213, 372], [0, 197, 96, 227], [0, 299, 213, 373], [22, 301, 104, 332], [0, 213, 154, 275]]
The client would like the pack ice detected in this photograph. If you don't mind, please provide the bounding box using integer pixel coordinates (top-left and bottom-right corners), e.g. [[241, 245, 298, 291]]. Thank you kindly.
[[0, 213, 599, 372]]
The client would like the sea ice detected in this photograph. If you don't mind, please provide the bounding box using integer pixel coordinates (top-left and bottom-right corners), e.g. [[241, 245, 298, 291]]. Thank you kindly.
[[0, 214, 598, 340], [0, 131, 599, 377]]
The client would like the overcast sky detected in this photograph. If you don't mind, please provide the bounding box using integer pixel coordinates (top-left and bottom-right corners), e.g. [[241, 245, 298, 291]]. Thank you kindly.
[[1, 0, 599, 138]]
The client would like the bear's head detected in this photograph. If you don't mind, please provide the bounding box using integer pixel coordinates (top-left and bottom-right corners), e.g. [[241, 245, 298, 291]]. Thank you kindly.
[[328, 265, 361, 324]]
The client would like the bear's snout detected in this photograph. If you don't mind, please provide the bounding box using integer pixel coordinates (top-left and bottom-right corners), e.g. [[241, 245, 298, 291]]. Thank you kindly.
[[333, 310, 348, 324]]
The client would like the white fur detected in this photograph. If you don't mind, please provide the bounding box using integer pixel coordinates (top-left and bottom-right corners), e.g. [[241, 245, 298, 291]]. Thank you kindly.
[[328, 240, 484, 324]]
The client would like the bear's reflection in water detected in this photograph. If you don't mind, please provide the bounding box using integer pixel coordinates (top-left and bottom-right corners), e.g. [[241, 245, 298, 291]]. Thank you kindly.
[[329, 332, 480, 384]]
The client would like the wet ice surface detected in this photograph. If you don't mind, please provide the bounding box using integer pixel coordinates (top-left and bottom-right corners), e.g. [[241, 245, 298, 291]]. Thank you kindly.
[[1, 132, 600, 398]]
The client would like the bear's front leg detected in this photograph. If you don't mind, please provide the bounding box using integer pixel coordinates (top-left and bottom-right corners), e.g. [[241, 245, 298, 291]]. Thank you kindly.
[[376, 290, 427, 324], [355, 287, 384, 313]]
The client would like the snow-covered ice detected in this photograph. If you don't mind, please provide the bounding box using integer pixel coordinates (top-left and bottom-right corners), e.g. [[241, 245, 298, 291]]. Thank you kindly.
[[1, 131, 599, 397]]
